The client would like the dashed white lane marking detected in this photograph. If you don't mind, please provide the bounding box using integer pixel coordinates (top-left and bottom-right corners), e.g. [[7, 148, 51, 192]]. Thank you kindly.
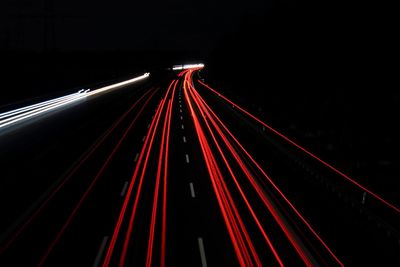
[[147, 123, 150, 129], [183, 136, 187, 143], [198, 237, 208, 267], [180, 109, 182, 113], [180, 116, 183, 120], [92, 236, 109, 267], [142, 136, 146, 142], [134, 153, 139, 162], [185, 154, 190, 163], [189, 182, 196, 198], [120, 181, 129, 197], [181, 124, 184, 129]]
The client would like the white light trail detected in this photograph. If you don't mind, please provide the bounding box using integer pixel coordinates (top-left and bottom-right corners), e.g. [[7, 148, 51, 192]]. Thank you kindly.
[[172, 64, 204, 70], [0, 92, 81, 120], [0, 73, 150, 130], [0, 94, 88, 129], [86, 72, 150, 97]]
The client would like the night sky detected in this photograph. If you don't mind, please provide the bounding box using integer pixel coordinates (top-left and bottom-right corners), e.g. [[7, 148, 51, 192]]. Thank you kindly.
[[1, 0, 399, 168], [1, 0, 268, 52]]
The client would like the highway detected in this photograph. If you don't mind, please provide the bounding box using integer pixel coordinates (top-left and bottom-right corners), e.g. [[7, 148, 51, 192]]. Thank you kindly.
[[0, 67, 399, 266]]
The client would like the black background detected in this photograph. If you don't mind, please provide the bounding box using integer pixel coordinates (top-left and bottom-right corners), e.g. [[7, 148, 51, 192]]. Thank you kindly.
[[1, 0, 399, 203]]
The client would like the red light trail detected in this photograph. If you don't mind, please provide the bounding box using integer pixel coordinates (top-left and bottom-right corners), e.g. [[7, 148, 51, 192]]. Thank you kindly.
[[190, 81, 343, 265], [36, 88, 158, 267], [184, 70, 320, 266], [0, 87, 156, 257], [198, 80, 400, 215], [2, 67, 397, 266], [102, 80, 177, 267]]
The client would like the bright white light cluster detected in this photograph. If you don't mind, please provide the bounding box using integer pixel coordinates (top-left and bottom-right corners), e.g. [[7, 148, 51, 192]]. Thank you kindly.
[[172, 64, 205, 70], [0, 73, 150, 130]]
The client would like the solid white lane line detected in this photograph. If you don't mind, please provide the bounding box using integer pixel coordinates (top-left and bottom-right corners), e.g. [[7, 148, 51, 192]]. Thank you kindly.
[[183, 136, 187, 143], [134, 153, 139, 162], [185, 154, 190, 163], [120, 181, 129, 197], [198, 237, 208, 267], [93, 236, 109, 267], [189, 183, 196, 198]]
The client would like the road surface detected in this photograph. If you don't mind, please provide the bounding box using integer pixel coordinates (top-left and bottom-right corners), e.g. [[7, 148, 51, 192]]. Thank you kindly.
[[0, 68, 399, 266]]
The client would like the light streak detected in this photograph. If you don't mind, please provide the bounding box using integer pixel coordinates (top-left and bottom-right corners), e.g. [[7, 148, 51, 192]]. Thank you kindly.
[[172, 64, 204, 70], [36, 88, 157, 267], [198, 80, 400, 214], [86, 73, 150, 97], [145, 99, 172, 267], [185, 69, 348, 265], [188, 79, 315, 265], [102, 80, 175, 267], [118, 81, 174, 267], [192, 76, 344, 265], [0, 88, 156, 257], [0, 92, 81, 120], [186, 80, 286, 266], [183, 71, 261, 267], [161, 81, 177, 267], [0, 73, 150, 130], [0, 93, 87, 129]]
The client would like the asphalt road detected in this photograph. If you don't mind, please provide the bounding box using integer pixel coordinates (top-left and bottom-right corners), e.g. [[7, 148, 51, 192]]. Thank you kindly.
[[0, 68, 399, 266]]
